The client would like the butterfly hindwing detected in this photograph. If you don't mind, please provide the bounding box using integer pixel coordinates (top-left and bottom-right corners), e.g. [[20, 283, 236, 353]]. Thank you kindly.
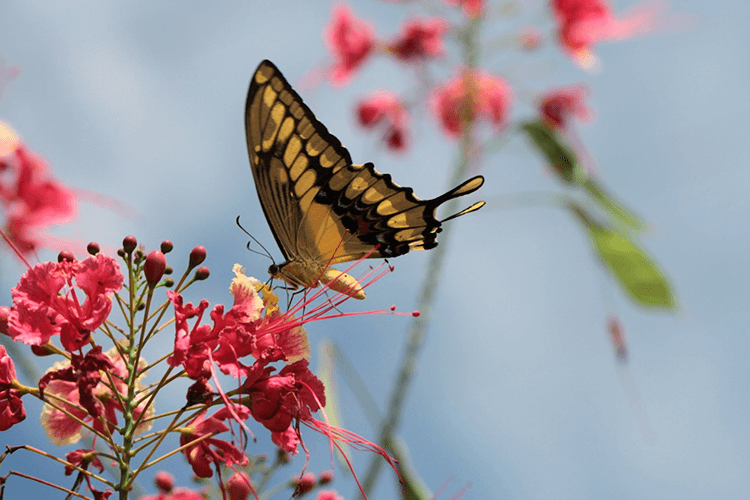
[[245, 60, 485, 297]]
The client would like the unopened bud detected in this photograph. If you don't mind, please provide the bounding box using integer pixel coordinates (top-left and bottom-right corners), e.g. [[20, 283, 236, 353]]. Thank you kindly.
[[31, 344, 55, 356], [194, 266, 210, 281], [154, 471, 174, 493], [227, 472, 252, 500], [186, 379, 213, 405], [163, 278, 174, 288], [293, 472, 316, 495], [160, 240, 174, 253], [57, 251, 75, 263], [144, 250, 167, 287], [0, 306, 9, 336], [122, 235, 137, 254], [164, 266, 173, 275], [319, 470, 334, 484], [86, 242, 100, 255], [188, 246, 207, 269]]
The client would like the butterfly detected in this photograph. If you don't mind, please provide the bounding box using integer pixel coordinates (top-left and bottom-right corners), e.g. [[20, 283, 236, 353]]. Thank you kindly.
[[245, 60, 485, 300]]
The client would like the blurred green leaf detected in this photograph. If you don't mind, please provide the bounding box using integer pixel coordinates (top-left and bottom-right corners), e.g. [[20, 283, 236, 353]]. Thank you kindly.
[[384, 436, 433, 500], [583, 178, 646, 230], [521, 120, 582, 183], [572, 205, 677, 309]]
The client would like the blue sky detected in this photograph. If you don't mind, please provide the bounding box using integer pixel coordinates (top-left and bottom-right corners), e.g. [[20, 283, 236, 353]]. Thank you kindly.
[[1, 1, 749, 499]]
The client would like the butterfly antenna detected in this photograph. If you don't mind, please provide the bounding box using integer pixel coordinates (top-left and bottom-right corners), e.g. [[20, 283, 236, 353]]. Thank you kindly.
[[236, 216, 275, 262]]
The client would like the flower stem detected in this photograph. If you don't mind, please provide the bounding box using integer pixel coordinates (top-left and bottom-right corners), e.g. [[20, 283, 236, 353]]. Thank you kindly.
[[359, 15, 482, 497]]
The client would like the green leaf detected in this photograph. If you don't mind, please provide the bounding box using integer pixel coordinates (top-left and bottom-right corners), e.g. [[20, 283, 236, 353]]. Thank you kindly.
[[583, 178, 646, 230], [384, 436, 433, 500], [521, 120, 582, 183], [572, 206, 677, 309]]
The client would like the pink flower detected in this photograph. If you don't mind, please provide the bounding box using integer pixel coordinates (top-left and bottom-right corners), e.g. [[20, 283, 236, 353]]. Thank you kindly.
[[271, 425, 300, 455], [179, 406, 250, 478], [539, 85, 593, 129], [316, 490, 344, 500], [244, 359, 325, 434], [444, 0, 485, 18], [39, 345, 153, 445], [0, 142, 76, 254], [387, 18, 449, 61], [325, 4, 375, 85], [356, 91, 410, 152], [552, 0, 669, 68], [64, 449, 104, 476], [431, 69, 512, 138], [0, 345, 25, 431], [7, 254, 123, 350]]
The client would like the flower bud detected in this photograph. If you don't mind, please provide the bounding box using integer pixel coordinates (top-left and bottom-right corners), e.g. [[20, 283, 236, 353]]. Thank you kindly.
[[186, 379, 213, 405], [227, 472, 252, 500], [122, 235, 137, 254], [194, 266, 210, 281], [188, 246, 207, 269], [154, 471, 174, 493], [86, 242, 100, 255], [160, 240, 174, 253], [144, 250, 167, 287], [57, 250, 75, 263], [293, 472, 316, 495], [31, 344, 55, 356], [163, 278, 174, 288], [319, 470, 334, 484], [164, 266, 173, 275], [0, 306, 9, 336]]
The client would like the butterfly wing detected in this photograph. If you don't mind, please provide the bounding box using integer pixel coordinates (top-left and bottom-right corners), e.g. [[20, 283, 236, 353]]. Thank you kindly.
[[245, 59, 485, 272]]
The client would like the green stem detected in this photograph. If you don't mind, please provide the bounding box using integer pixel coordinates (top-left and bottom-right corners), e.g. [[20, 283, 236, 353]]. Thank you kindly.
[[359, 16, 482, 498]]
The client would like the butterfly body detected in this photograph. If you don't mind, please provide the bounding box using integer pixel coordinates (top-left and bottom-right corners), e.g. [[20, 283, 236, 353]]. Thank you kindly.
[[245, 60, 485, 299], [270, 261, 365, 300]]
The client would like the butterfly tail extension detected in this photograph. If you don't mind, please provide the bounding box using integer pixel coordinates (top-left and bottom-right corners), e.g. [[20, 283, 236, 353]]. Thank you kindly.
[[431, 175, 486, 222]]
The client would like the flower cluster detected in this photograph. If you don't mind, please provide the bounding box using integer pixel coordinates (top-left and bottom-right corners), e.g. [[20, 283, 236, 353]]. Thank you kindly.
[[0, 122, 76, 256], [0, 237, 399, 499], [324, 2, 513, 150], [322, 0, 673, 153]]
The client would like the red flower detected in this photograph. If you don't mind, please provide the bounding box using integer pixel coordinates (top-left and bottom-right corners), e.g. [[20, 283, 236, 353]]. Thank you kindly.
[[552, 0, 668, 68], [271, 425, 300, 455], [0, 389, 25, 431], [0, 142, 76, 254], [356, 91, 410, 152], [0, 345, 25, 431], [431, 68, 512, 138], [179, 406, 250, 478], [444, 0, 485, 18], [539, 85, 593, 129], [388, 18, 449, 61], [325, 4, 375, 85], [64, 448, 105, 476], [7, 254, 123, 350], [244, 359, 325, 434], [39, 345, 153, 445]]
